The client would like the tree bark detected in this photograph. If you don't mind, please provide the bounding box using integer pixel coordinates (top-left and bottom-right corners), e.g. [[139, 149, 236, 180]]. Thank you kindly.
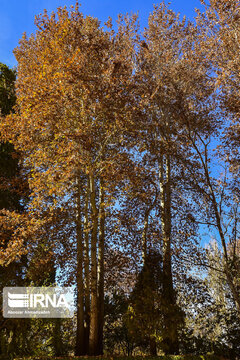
[[75, 175, 85, 356], [83, 177, 90, 354], [150, 336, 157, 356], [159, 154, 179, 355], [89, 172, 99, 355], [97, 177, 105, 354], [53, 318, 64, 356], [142, 210, 149, 264]]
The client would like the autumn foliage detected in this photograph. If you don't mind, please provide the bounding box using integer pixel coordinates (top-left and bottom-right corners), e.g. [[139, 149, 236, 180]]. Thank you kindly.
[[0, 0, 240, 358]]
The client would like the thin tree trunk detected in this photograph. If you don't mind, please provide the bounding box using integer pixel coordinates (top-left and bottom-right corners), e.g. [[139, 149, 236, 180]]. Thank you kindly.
[[149, 336, 157, 356], [159, 154, 179, 355], [142, 210, 149, 264], [189, 133, 240, 313], [75, 175, 85, 356], [97, 177, 105, 354], [83, 177, 90, 354], [211, 188, 240, 312], [162, 155, 173, 298], [89, 172, 99, 355], [142, 187, 158, 264], [53, 318, 64, 356]]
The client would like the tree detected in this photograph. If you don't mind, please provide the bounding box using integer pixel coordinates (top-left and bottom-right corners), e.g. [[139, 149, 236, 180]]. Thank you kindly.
[[104, 290, 134, 356], [189, 0, 240, 313], [0, 63, 30, 359], [180, 241, 240, 358], [5, 3, 137, 355], [129, 2, 217, 353]]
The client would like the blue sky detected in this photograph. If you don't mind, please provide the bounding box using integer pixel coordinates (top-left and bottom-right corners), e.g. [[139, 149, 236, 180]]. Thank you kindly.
[[1, 0, 204, 68]]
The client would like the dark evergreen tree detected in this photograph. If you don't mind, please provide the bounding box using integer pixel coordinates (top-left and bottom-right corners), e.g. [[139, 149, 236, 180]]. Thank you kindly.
[[0, 63, 29, 359], [127, 250, 184, 355]]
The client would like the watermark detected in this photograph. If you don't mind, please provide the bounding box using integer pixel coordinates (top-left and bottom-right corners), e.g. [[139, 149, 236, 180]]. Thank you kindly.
[[3, 287, 74, 318]]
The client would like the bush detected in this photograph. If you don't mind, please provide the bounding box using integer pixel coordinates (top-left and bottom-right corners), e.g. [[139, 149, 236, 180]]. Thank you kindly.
[[13, 355, 227, 360]]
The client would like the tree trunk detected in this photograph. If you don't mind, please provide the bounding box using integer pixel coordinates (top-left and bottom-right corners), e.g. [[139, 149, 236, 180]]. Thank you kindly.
[[97, 177, 105, 354], [208, 174, 240, 312], [142, 210, 149, 264], [190, 134, 240, 314], [89, 172, 99, 355], [53, 318, 64, 356], [83, 177, 90, 354], [150, 336, 157, 356], [75, 175, 85, 356], [159, 154, 179, 355]]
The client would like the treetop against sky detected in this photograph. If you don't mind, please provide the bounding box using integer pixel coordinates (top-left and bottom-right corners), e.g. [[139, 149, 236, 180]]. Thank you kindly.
[[1, 0, 204, 67]]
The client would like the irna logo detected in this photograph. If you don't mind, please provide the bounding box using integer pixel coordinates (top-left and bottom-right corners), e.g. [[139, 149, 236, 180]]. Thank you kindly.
[[3, 287, 74, 318], [8, 292, 69, 308]]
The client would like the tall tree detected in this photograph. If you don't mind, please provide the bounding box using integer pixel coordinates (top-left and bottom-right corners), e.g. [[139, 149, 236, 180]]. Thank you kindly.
[[131, 3, 216, 353], [5, 3, 137, 355], [0, 63, 29, 358]]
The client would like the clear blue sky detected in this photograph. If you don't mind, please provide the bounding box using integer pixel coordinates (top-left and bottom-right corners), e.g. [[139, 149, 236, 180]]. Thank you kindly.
[[0, 0, 203, 68]]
